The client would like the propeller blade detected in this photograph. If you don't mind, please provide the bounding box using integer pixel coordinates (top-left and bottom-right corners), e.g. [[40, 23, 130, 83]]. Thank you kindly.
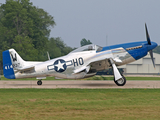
[[145, 23, 151, 45], [149, 50, 155, 68]]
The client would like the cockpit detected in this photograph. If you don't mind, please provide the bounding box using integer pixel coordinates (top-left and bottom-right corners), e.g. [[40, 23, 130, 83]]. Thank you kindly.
[[70, 44, 103, 53]]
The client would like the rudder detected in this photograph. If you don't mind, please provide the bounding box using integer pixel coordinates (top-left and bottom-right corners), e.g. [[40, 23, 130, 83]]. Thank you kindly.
[[3, 49, 25, 79], [3, 50, 15, 79]]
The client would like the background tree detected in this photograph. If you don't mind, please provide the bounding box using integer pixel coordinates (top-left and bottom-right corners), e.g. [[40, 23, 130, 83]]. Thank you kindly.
[[153, 45, 160, 54], [47, 37, 74, 60], [47, 37, 61, 59], [0, 0, 56, 68], [80, 38, 92, 47], [54, 37, 73, 56], [0, 0, 75, 71]]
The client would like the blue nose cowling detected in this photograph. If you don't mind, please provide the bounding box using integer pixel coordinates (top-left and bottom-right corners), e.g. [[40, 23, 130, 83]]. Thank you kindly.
[[147, 42, 158, 51]]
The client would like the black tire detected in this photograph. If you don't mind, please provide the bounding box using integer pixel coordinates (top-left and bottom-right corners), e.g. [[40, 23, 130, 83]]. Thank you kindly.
[[114, 75, 126, 86], [37, 80, 42, 85]]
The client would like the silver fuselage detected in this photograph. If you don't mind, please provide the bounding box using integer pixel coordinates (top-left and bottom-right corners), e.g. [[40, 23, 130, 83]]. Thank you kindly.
[[15, 47, 135, 79]]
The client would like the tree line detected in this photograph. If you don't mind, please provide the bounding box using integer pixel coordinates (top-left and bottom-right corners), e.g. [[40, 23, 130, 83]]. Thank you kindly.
[[153, 45, 160, 54], [0, 0, 76, 69], [0, 0, 93, 70]]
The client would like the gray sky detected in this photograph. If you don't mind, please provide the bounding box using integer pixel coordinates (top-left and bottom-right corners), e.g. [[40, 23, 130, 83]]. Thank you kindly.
[[1, 0, 160, 47]]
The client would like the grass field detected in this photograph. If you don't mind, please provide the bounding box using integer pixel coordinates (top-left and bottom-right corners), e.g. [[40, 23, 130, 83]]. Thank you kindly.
[[0, 89, 160, 120]]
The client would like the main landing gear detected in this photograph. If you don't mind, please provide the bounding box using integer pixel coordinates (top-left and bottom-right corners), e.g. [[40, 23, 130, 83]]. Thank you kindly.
[[37, 80, 42, 85], [114, 75, 126, 86], [109, 59, 126, 86]]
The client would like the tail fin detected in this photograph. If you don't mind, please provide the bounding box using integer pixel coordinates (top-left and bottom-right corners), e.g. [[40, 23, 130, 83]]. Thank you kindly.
[[3, 49, 25, 79]]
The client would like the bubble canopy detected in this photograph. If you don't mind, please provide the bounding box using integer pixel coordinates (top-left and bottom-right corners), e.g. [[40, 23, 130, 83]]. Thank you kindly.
[[70, 44, 103, 53]]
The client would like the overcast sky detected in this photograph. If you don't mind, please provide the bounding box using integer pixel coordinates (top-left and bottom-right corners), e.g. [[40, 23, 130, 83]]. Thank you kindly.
[[1, 0, 160, 47]]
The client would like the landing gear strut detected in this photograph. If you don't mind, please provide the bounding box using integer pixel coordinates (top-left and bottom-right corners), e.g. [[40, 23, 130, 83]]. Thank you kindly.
[[37, 80, 42, 85], [109, 59, 126, 86]]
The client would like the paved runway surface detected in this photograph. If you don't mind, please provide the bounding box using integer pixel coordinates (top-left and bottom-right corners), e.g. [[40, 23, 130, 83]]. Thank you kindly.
[[0, 80, 160, 88]]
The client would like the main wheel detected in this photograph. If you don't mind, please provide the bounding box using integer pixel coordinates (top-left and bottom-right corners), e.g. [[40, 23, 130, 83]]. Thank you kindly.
[[37, 80, 42, 85], [114, 75, 126, 86]]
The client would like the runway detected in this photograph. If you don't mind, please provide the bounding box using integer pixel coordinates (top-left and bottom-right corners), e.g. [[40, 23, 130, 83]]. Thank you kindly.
[[0, 80, 160, 88]]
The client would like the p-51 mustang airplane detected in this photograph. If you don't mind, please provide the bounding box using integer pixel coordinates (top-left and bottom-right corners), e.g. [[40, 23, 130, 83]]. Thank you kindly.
[[2, 24, 157, 86]]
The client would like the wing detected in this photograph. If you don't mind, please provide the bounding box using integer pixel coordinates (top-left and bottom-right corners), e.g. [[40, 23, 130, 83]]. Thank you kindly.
[[89, 59, 110, 71], [74, 66, 90, 74], [73, 58, 110, 74], [73, 57, 122, 74]]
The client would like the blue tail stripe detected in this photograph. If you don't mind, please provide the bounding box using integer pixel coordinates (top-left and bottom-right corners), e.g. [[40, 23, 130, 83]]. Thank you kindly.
[[3, 50, 15, 79]]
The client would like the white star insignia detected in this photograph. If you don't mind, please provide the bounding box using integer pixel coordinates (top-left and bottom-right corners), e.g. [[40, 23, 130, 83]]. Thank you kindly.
[[54, 60, 65, 71]]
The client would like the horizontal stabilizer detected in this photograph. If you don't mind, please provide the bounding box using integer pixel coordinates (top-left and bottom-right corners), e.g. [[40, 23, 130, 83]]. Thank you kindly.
[[16, 65, 35, 72]]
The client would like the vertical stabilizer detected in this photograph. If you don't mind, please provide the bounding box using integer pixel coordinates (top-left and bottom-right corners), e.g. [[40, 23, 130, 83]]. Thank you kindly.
[[9, 49, 25, 69], [3, 49, 25, 79]]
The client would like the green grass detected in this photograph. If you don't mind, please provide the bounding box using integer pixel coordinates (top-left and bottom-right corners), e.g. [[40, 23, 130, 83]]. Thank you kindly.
[[0, 75, 160, 81], [0, 89, 160, 120]]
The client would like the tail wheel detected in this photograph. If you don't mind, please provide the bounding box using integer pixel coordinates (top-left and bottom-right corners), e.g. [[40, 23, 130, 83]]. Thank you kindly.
[[37, 80, 42, 85], [114, 75, 126, 86]]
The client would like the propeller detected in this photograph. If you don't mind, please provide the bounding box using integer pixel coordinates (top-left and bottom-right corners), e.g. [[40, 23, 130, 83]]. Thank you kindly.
[[145, 23, 155, 68], [145, 23, 151, 45], [149, 50, 155, 68]]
